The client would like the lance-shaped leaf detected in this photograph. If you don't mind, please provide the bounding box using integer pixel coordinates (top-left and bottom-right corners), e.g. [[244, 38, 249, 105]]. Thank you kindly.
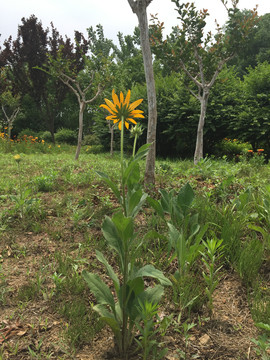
[[131, 264, 172, 286], [82, 270, 115, 311], [96, 171, 121, 202], [147, 196, 164, 218], [126, 189, 148, 217], [96, 250, 120, 292], [177, 183, 195, 215]]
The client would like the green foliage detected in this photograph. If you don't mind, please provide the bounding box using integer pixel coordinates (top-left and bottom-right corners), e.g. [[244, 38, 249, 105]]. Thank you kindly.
[[83, 143, 171, 357], [200, 238, 224, 314], [238, 238, 264, 285], [213, 138, 251, 159], [55, 128, 77, 145], [33, 171, 58, 192], [39, 131, 53, 142]]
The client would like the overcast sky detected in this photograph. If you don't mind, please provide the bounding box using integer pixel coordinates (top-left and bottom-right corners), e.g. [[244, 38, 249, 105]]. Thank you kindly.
[[0, 0, 269, 47]]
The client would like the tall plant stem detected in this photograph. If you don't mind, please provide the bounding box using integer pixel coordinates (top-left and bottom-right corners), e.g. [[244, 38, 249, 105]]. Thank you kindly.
[[120, 116, 127, 216], [132, 134, 138, 158], [17, 162, 24, 218]]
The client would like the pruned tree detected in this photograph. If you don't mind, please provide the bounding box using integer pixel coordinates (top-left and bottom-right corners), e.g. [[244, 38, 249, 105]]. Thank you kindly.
[[0, 67, 20, 138], [150, 0, 258, 164], [127, 0, 157, 184], [41, 51, 104, 160], [58, 71, 102, 160]]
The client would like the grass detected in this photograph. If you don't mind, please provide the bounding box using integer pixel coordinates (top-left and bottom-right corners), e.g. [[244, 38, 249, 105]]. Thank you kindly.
[[0, 147, 269, 359]]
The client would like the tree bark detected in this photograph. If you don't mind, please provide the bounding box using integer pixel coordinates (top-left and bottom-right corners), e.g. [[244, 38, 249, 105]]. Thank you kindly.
[[2, 106, 20, 139], [127, 0, 157, 184], [75, 101, 86, 160], [194, 89, 209, 164]]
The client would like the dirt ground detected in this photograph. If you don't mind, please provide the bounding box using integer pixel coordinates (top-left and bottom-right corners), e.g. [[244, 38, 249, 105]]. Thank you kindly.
[[0, 229, 264, 359]]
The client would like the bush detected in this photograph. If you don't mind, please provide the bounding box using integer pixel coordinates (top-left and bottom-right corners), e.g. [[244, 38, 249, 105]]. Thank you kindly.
[[213, 138, 251, 159], [82, 134, 100, 146], [18, 128, 39, 139], [55, 128, 77, 145], [39, 131, 53, 143], [85, 145, 104, 154]]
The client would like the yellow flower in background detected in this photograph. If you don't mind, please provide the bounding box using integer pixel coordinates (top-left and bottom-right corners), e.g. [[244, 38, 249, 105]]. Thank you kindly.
[[100, 89, 144, 130], [14, 154, 21, 162]]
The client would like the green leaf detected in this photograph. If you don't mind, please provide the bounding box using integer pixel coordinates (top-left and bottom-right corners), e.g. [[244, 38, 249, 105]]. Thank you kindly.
[[147, 196, 164, 218], [177, 183, 194, 215], [102, 215, 124, 266], [82, 270, 115, 310], [133, 143, 151, 162], [112, 212, 134, 245], [95, 250, 120, 292], [96, 171, 121, 202], [138, 285, 165, 305], [133, 265, 172, 286], [126, 189, 147, 217]]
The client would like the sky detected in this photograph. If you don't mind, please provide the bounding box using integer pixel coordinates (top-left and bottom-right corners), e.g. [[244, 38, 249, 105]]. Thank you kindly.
[[0, 0, 269, 47]]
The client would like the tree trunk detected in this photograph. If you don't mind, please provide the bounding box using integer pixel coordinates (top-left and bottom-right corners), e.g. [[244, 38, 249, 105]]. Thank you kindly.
[[194, 89, 209, 165], [75, 101, 85, 160], [128, 0, 157, 184]]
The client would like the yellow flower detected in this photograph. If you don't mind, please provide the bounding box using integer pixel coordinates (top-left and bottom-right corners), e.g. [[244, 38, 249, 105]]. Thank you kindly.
[[58, 145, 61, 148], [14, 154, 21, 162], [100, 89, 144, 130]]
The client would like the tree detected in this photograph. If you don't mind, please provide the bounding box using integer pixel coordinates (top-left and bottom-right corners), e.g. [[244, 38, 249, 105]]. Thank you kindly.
[[0, 16, 89, 141], [229, 12, 270, 75], [0, 67, 20, 138], [43, 50, 104, 160], [235, 62, 270, 150], [127, 0, 157, 184], [151, 0, 257, 164]]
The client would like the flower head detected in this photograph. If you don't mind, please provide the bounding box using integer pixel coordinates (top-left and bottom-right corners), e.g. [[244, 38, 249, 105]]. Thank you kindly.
[[14, 154, 21, 162], [100, 89, 144, 130], [257, 149, 264, 152], [130, 123, 144, 138]]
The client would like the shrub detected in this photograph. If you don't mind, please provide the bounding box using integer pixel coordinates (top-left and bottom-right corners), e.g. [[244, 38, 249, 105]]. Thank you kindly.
[[55, 128, 77, 145], [85, 144, 104, 154], [213, 138, 251, 159], [18, 128, 39, 139], [39, 131, 53, 143], [82, 133, 100, 146]]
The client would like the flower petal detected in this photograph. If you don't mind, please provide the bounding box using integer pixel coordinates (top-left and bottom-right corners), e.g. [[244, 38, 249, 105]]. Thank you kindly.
[[100, 104, 115, 115], [106, 115, 117, 120], [129, 98, 143, 111], [132, 113, 144, 119], [126, 118, 137, 124], [125, 121, 129, 129], [120, 92, 124, 104], [112, 89, 120, 108], [124, 90, 131, 106], [105, 98, 117, 112]]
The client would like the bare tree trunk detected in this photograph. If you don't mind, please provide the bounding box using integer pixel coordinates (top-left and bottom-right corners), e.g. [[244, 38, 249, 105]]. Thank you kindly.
[[128, 0, 157, 184], [75, 101, 85, 160], [194, 90, 209, 165], [2, 106, 20, 139]]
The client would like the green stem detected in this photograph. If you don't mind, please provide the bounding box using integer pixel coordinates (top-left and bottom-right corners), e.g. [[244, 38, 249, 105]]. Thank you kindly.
[[132, 134, 138, 158], [17, 162, 23, 218], [120, 116, 127, 216]]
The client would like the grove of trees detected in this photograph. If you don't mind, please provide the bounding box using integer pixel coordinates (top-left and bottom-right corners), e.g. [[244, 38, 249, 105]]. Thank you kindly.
[[0, 3, 269, 162]]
